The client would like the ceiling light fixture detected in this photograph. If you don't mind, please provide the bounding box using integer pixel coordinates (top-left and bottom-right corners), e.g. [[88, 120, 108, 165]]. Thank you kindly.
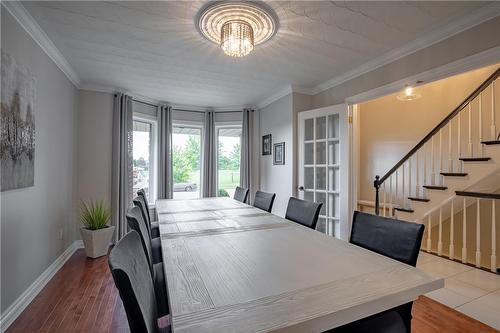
[[397, 85, 421, 101], [197, 1, 278, 57]]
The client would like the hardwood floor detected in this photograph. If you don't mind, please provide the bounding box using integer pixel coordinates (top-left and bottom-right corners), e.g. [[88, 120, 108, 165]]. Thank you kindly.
[[6, 249, 498, 333]]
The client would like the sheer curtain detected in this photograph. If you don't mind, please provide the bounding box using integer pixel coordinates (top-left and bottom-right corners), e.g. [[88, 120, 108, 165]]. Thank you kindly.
[[202, 111, 217, 197], [158, 104, 173, 199], [240, 108, 254, 203], [111, 93, 133, 240]]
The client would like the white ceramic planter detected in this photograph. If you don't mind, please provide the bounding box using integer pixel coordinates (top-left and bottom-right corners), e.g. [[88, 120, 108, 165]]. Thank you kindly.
[[80, 226, 115, 258]]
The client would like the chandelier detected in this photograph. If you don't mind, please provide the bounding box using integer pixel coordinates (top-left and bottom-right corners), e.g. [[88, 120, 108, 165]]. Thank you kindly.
[[397, 85, 422, 101], [197, 1, 278, 57]]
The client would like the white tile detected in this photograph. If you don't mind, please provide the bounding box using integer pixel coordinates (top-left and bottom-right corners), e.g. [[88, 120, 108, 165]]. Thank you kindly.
[[417, 251, 440, 266], [472, 289, 500, 309], [425, 287, 471, 308], [456, 295, 500, 330], [445, 278, 490, 299], [418, 258, 472, 278], [452, 269, 500, 292]]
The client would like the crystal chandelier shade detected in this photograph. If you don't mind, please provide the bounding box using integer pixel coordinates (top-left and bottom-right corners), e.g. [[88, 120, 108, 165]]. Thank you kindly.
[[220, 20, 254, 57]]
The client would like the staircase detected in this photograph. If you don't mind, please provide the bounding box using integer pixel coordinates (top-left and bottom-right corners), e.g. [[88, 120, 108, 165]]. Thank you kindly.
[[373, 67, 500, 272]]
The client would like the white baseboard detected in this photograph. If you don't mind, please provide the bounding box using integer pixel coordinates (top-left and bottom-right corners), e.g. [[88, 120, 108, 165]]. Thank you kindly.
[[0, 240, 84, 332]]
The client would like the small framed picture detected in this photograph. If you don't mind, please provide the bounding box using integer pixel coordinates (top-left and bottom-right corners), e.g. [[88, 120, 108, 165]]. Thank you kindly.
[[273, 142, 285, 165], [262, 134, 272, 156]]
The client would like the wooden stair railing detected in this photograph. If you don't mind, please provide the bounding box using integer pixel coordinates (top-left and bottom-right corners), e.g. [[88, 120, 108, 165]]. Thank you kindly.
[[374, 67, 500, 215]]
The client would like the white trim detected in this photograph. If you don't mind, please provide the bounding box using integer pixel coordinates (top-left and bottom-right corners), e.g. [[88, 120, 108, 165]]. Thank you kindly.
[[1, 0, 81, 87], [257, 85, 313, 110], [345, 45, 500, 105], [0, 240, 84, 332], [310, 3, 500, 95]]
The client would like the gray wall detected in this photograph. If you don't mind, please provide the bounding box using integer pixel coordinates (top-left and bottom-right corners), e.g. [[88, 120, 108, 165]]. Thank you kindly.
[[76, 90, 114, 235], [259, 94, 294, 216], [312, 16, 500, 108], [1, 10, 78, 313]]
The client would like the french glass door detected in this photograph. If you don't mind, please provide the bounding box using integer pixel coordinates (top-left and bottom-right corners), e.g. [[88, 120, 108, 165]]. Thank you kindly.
[[298, 104, 348, 238]]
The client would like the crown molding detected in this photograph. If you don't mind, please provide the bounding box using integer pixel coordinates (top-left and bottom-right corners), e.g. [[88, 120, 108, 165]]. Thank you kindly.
[[2, 0, 81, 87], [309, 3, 500, 95], [257, 84, 313, 110]]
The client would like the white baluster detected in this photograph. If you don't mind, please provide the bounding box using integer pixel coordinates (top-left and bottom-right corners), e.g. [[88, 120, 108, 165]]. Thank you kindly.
[[382, 183, 387, 217], [431, 136, 435, 185], [439, 129, 443, 185], [395, 170, 399, 210], [491, 200, 497, 272], [389, 176, 393, 217], [423, 143, 427, 196], [468, 103, 473, 157], [402, 164, 406, 208], [438, 208, 443, 256], [458, 112, 463, 172], [476, 198, 481, 268], [427, 214, 432, 252], [408, 158, 412, 198], [448, 121, 453, 172], [415, 151, 420, 197], [462, 197, 468, 264], [491, 80, 496, 140], [479, 92, 484, 156], [450, 199, 455, 260]]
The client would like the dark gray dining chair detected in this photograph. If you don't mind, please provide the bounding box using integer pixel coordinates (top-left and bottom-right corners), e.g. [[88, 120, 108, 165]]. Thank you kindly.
[[285, 197, 322, 230], [137, 189, 160, 238], [108, 231, 170, 332], [329, 211, 425, 333], [126, 207, 168, 316], [253, 191, 276, 213], [234, 186, 249, 203]]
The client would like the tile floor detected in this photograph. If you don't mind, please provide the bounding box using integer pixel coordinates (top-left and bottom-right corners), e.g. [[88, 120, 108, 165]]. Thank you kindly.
[[417, 251, 500, 330]]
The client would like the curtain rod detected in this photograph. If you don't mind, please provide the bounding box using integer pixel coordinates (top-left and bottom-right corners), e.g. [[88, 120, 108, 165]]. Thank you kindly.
[[131, 97, 249, 113]]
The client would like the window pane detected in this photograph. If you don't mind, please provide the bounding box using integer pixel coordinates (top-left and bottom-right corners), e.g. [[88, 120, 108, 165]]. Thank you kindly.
[[133, 120, 155, 203], [217, 127, 242, 198], [172, 126, 202, 200]]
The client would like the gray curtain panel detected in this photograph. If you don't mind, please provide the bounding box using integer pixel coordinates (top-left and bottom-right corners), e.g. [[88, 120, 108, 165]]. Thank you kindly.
[[158, 104, 173, 199], [111, 93, 133, 241], [240, 108, 254, 203], [202, 111, 217, 197]]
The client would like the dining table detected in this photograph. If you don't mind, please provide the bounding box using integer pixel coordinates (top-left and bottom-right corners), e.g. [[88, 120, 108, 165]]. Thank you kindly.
[[156, 197, 443, 333]]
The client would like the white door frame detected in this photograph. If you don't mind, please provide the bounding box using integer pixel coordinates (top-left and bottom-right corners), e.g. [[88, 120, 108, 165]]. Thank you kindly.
[[298, 104, 350, 240]]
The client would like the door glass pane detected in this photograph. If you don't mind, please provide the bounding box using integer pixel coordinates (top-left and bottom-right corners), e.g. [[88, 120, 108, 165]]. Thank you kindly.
[[304, 190, 314, 202], [316, 167, 326, 190], [218, 127, 242, 198], [304, 167, 314, 190], [328, 142, 338, 165], [317, 217, 326, 233], [328, 167, 339, 192], [316, 142, 326, 164], [328, 114, 339, 138], [316, 116, 326, 139], [316, 192, 326, 216], [328, 193, 339, 218], [304, 118, 314, 141], [304, 142, 314, 165], [172, 126, 202, 199]]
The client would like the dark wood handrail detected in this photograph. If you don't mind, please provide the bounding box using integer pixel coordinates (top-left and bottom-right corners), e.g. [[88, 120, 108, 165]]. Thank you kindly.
[[377, 67, 500, 186], [455, 191, 500, 200]]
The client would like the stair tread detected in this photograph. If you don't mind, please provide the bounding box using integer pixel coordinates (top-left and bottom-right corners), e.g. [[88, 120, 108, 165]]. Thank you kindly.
[[455, 191, 500, 199], [408, 197, 430, 202], [394, 207, 414, 213], [423, 185, 448, 190], [459, 157, 491, 162], [440, 172, 468, 176], [481, 140, 500, 145]]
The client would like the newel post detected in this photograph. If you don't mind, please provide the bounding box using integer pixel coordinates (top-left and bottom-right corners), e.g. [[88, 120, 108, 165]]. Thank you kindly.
[[374, 175, 381, 215]]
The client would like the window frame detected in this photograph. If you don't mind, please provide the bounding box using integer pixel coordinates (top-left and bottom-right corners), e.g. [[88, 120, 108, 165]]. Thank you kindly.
[[132, 113, 158, 205], [215, 122, 243, 196], [172, 121, 204, 199]]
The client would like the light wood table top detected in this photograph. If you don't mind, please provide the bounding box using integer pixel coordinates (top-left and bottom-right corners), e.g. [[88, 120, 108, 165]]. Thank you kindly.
[[157, 197, 443, 333]]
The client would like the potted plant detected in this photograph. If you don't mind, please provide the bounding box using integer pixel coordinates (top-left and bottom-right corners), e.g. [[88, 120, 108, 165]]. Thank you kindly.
[[79, 200, 114, 258]]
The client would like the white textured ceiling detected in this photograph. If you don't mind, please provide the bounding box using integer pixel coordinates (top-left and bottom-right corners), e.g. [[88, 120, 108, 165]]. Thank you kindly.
[[22, 1, 492, 107]]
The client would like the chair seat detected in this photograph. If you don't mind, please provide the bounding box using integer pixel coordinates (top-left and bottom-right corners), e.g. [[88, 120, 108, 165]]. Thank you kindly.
[[151, 222, 160, 238], [152, 237, 163, 264], [328, 310, 406, 333], [153, 263, 169, 317]]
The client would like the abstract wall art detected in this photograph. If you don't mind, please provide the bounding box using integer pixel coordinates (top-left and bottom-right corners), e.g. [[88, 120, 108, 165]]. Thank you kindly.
[[1, 51, 36, 191]]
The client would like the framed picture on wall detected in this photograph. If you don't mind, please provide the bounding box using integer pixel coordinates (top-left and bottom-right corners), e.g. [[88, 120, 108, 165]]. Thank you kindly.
[[273, 142, 285, 165], [262, 134, 272, 155]]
